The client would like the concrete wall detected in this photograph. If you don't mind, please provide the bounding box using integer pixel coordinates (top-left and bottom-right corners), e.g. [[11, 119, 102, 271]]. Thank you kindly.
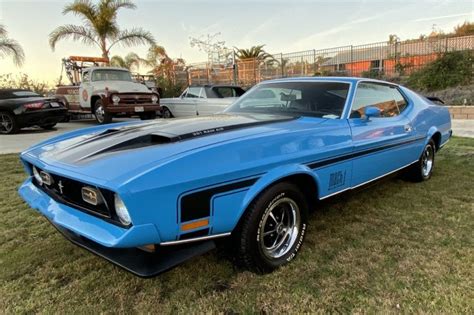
[[447, 106, 474, 120]]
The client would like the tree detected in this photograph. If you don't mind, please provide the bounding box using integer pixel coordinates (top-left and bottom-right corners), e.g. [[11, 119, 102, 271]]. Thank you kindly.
[[0, 25, 25, 66], [110, 52, 142, 70], [144, 44, 186, 79], [453, 21, 474, 36], [49, 0, 155, 60], [235, 45, 274, 63]]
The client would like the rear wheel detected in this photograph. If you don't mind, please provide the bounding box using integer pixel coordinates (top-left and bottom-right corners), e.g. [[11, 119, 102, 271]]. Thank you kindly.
[[139, 111, 157, 120], [94, 99, 113, 124], [405, 139, 436, 182], [234, 182, 308, 273], [0, 111, 19, 134]]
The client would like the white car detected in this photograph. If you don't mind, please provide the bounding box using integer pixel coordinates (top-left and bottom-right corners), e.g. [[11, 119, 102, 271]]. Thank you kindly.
[[160, 85, 245, 118]]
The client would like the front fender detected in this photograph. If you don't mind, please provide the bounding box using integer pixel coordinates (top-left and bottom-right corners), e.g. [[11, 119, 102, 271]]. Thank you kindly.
[[240, 163, 320, 217]]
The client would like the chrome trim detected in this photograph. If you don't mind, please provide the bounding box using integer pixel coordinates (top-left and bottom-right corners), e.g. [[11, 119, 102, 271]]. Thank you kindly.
[[320, 160, 418, 200], [160, 232, 231, 246], [439, 138, 450, 148]]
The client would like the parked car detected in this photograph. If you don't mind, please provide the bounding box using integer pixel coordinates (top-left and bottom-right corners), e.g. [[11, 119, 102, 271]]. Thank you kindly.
[[56, 67, 160, 124], [0, 89, 68, 134], [160, 85, 245, 118], [18, 77, 451, 277]]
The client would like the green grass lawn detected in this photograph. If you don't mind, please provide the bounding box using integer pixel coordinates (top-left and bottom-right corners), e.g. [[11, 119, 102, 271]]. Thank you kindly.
[[1, 138, 473, 313]]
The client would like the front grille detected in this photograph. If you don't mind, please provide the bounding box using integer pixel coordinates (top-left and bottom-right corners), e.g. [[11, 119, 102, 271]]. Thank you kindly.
[[29, 164, 128, 227], [118, 93, 153, 105]]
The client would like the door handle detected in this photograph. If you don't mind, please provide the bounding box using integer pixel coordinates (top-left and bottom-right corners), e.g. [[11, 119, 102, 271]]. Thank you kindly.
[[404, 125, 412, 132]]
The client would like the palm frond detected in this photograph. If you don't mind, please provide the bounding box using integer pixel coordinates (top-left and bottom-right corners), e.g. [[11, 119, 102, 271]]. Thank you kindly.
[[108, 0, 136, 11], [110, 55, 126, 68], [63, 0, 97, 22], [49, 24, 99, 50], [0, 24, 7, 37], [0, 38, 25, 67], [107, 28, 155, 52]]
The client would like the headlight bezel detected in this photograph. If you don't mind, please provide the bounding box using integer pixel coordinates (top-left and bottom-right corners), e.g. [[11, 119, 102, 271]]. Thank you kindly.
[[32, 166, 43, 185], [111, 94, 120, 104], [151, 94, 158, 104]]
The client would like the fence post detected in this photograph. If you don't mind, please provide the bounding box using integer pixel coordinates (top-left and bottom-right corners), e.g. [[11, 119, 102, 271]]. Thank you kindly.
[[280, 53, 284, 77], [232, 50, 237, 85], [350, 45, 353, 76]]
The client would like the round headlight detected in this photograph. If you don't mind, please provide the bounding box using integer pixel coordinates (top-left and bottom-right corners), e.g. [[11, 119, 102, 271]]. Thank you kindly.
[[111, 95, 120, 104], [114, 194, 131, 226], [33, 166, 43, 185], [151, 94, 158, 104]]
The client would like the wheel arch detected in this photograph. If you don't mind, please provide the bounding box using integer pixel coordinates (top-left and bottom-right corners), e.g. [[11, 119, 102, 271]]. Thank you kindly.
[[232, 164, 320, 233], [426, 127, 442, 151], [90, 95, 102, 113]]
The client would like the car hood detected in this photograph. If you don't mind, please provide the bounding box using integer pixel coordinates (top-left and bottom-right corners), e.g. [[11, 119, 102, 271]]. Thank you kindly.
[[23, 113, 320, 183], [92, 81, 150, 93]]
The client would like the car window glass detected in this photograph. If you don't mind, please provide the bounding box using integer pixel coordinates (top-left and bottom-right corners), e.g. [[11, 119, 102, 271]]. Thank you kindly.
[[214, 87, 235, 98], [186, 87, 202, 98], [392, 88, 408, 113], [226, 82, 350, 119], [351, 83, 401, 118], [82, 71, 90, 82]]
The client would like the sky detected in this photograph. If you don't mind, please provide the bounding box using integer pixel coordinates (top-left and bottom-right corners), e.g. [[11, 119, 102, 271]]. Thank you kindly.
[[0, 0, 473, 84]]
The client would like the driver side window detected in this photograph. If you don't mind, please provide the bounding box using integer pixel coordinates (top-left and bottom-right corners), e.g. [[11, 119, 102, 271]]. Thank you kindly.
[[351, 83, 404, 119]]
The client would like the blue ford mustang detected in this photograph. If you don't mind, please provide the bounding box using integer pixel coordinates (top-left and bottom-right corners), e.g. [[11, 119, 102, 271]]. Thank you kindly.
[[18, 77, 451, 277]]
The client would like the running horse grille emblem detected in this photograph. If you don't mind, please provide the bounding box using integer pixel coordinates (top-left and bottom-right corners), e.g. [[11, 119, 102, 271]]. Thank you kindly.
[[81, 186, 99, 206]]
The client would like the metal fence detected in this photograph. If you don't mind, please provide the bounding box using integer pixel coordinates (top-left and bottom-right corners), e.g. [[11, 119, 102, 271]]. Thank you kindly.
[[174, 34, 473, 88]]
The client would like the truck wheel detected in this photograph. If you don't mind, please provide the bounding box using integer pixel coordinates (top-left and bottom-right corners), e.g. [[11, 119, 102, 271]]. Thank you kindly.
[[234, 182, 308, 273], [94, 99, 113, 124], [0, 111, 19, 134], [139, 111, 157, 120]]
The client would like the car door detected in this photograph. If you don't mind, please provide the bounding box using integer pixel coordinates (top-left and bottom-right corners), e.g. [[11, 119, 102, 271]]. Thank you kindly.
[[172, 87, 199, 117], [348, 82, 416, 186], [197, 87, 234, 115], [78, 70, 92, 109]]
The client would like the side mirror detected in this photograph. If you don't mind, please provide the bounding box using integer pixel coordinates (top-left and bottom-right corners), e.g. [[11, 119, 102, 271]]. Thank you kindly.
[[364, 106, 381, 119]]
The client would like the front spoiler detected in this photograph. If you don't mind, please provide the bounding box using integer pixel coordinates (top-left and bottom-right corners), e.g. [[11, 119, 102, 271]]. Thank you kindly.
[[48, 218, 216, 278]]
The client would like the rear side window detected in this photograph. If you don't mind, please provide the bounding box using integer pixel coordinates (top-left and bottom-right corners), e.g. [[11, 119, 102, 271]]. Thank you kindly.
[[351, 83, 407, 118], [212, 87, 245, 98]]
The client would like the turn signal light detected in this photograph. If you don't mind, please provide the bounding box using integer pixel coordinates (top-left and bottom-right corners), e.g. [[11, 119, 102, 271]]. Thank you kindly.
[[181, 219, 209, 231]]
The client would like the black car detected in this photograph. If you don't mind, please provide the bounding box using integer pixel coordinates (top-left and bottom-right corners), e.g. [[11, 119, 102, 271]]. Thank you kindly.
[[0, 89, 68, 134]]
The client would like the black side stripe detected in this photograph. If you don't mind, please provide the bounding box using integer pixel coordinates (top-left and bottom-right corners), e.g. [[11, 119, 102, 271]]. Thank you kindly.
[[179, 136, 425, 222], [180, 178, 258, 222], [306, 136, 425, 169]]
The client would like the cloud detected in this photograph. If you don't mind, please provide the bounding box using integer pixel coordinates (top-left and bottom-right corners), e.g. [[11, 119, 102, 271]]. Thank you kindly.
[[414, 12, 473, 22]]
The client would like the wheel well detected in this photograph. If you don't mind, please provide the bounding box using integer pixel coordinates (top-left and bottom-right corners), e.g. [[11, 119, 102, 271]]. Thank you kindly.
[[431, 132, 442, 151], [90, 95, 101, 113]]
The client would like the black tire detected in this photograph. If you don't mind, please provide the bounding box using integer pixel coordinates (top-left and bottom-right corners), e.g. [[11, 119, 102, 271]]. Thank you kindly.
[[40, 123, 57, 130], [161, 107, 173, 118], [405, 139, 436, 182], [139, 111, 157, 120], [234, 182, 308, 273], [93, 99, 113, 124], [0, 111, 19, 134]]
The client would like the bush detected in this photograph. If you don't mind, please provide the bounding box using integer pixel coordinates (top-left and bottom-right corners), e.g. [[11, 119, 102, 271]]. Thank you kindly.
[[406, 51, 473, 91], [0, 73, 51, 95], [155, 76, 186, 98]]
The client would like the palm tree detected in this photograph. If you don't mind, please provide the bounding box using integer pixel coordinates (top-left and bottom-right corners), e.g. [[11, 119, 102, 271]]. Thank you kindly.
[[145, 45, 185, 79], [110, 52, 142, 70], [235, 45, 273, 62], [0, 25, 25, 66], [49, 0, 155, 60]]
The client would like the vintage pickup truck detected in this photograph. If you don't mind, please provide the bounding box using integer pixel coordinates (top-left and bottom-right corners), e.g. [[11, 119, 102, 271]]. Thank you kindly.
[[160, 85, 245, 118], [56, 67, 161, 124]]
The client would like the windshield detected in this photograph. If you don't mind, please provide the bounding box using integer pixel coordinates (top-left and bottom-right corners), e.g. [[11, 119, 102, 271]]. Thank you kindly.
[[92, 69, 132, 82], [225, 81, 350, 119]]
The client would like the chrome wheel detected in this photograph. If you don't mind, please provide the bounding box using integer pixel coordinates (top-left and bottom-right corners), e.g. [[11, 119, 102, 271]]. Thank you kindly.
[[422, 144, 434, 177], [0, 113, 14, 134], [259, 197, 301, 259], [95, 105, 105, 123]]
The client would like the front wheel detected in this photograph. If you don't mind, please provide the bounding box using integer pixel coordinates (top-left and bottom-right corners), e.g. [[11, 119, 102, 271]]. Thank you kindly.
[[161, 107, 173, 118], [405, 139, 436, 182], [94, 99, 113, 124], [234, 182, 308, 273]]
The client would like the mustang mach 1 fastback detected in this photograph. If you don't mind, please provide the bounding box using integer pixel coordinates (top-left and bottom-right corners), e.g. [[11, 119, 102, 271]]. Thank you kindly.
[[19, 77, 451, 277]]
